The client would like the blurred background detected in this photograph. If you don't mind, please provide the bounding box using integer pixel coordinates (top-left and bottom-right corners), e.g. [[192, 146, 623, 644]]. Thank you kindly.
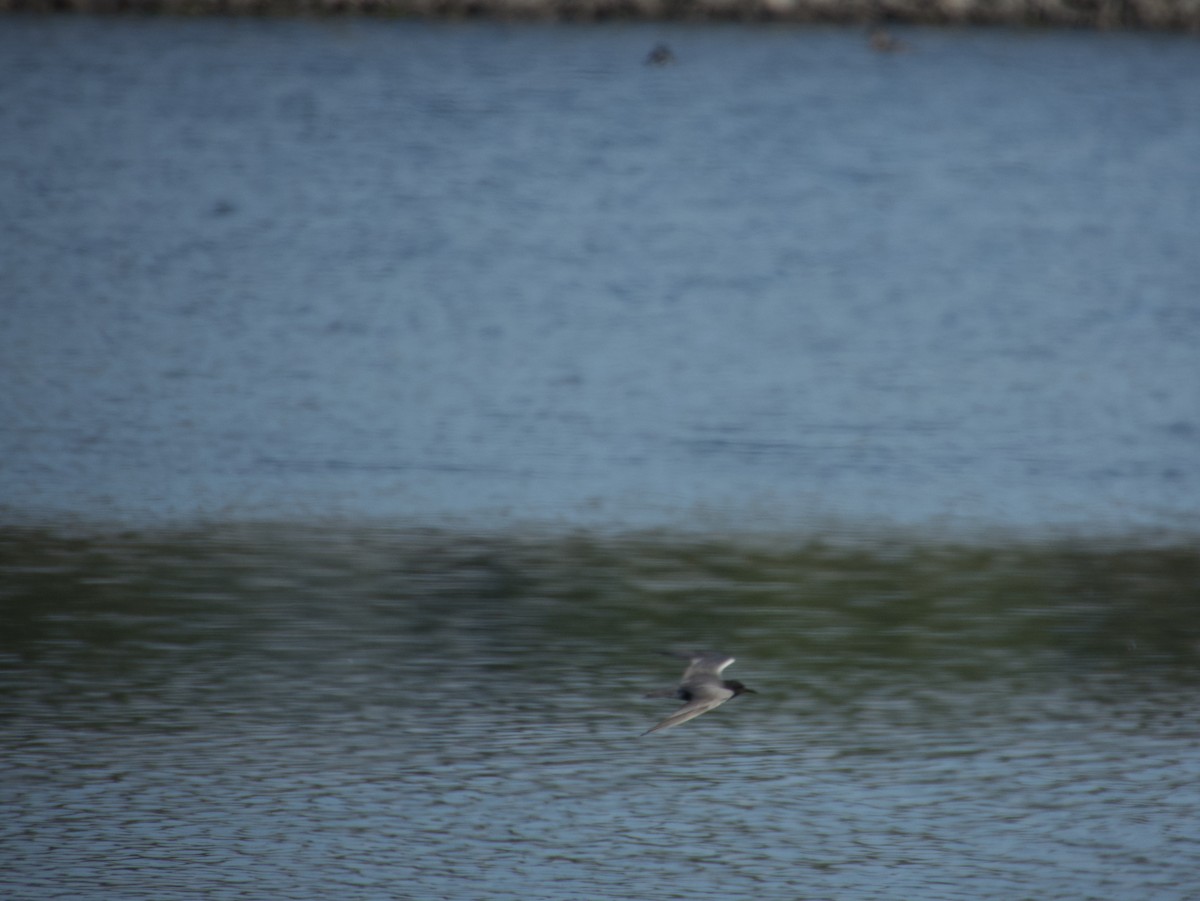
[[2, 16, 1199, 900]]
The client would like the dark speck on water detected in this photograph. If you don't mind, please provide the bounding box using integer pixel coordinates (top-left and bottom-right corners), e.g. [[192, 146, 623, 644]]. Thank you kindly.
[[644, 42, 675, 65]]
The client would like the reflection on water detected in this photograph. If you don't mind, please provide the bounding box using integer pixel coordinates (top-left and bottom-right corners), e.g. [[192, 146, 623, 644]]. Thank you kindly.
[[4, 524, 1199, 899]]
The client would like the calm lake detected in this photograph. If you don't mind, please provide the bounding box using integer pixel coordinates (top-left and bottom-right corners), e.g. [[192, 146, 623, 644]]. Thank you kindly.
[[2, 16, 1199, 901]]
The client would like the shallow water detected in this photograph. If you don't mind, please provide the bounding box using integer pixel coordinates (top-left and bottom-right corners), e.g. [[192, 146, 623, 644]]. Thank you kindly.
[[1, 19, 1198, 536], [3, 525, 1200, 899]]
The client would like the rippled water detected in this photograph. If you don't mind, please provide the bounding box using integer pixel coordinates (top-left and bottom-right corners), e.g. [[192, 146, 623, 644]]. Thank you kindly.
[[4, 525, 1200, 899], [1, 18, 1198, 535], [3, 18, 1200, 900]]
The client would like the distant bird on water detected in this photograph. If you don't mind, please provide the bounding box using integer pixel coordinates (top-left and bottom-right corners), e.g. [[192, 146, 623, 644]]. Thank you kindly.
[[868, 27, 908, 54], [641, 650, 756, 735], [644, 43, 675, 66]]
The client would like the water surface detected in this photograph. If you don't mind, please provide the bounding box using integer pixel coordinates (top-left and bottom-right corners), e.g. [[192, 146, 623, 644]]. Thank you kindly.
[[3, 19, 1200, 900], [1, 19, 1197, 535], [3, 526, 1200, 899]]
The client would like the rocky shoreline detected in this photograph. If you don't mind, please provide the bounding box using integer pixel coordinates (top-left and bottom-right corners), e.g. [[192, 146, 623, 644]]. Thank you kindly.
[[4, 0, 1200, 29]]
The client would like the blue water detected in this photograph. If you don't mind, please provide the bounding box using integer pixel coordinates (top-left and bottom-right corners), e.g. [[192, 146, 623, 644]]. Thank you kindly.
[[3, 23, 1200, 898], [1, 18, 1197, 536]]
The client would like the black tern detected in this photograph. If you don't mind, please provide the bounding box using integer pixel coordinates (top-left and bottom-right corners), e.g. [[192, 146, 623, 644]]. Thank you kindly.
[[641, 650, 756, 736]]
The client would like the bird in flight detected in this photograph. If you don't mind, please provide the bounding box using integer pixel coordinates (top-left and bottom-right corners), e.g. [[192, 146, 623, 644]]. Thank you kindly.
[[641, 650, 756, 736]]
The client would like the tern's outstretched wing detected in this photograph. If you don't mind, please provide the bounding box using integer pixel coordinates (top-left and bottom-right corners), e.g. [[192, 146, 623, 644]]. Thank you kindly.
[[664, 650, 735, 682], [641, 696, 729, 736]]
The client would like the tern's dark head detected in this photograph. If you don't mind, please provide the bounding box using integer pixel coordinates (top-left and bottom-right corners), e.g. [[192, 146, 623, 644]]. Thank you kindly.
[[724, 680, 756, 696]]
